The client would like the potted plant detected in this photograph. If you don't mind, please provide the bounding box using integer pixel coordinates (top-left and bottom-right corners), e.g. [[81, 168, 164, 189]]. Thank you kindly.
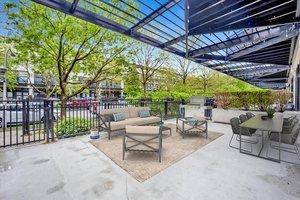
[[266, 107, 275, 118], [90, 128, 100, 139]]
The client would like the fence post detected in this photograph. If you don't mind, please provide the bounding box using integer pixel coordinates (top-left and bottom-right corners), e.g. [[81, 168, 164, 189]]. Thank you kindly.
[[164, 101, 168, 120], [50, 100, 55, 142], [22, 99, 30, 135], [43, 100, 54, 143]]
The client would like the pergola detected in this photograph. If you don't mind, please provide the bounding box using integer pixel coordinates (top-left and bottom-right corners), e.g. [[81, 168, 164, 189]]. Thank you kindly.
[[32, 0, 300, 89]]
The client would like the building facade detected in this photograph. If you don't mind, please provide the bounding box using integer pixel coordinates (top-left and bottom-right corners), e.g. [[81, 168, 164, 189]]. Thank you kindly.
[[0, 66, 124, 100]]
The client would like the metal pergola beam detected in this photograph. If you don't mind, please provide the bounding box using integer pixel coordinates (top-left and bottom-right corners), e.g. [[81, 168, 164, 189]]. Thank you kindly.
[[226, 65, 288, 72], [189, 0, 299, 34], [252, 82, 286, 88], [31, 0, 299, 89], [159, 35, 185, 48], [253, 77, 288, 82], [189, 0, 273, 35], [31, 0, 185, 57], [229, 28, 299, 59], [128, 0, 180, 33], [227, 67, 289, 76], [189, 24, 294, 57]]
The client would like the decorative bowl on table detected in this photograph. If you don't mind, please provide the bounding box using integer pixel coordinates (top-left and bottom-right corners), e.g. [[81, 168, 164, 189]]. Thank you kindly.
[[261, 115, 268, 120]]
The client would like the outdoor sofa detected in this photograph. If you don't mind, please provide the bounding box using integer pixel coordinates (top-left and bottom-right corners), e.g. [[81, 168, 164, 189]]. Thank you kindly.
[[99, 107, 162, 140]]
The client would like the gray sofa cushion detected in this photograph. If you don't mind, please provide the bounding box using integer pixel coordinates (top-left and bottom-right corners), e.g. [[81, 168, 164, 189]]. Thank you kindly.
[[113, 112, 125, 122], [139, 110, 150, 118], [110, 116, 161, 131]]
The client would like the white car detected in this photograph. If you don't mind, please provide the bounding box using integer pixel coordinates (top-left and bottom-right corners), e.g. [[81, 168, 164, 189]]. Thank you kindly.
[[0, 102, 57, 128]]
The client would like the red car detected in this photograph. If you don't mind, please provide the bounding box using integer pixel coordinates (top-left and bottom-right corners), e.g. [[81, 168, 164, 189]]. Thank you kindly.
[[67, 99, 99, 110]]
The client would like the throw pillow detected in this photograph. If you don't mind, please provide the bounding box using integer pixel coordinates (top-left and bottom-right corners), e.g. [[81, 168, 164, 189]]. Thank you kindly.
[[113, 112, 125, 122], [139, 110, 150, 118]]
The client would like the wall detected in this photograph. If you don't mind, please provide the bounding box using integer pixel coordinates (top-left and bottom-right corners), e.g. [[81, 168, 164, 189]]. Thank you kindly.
[[288, 36, 300, 109]]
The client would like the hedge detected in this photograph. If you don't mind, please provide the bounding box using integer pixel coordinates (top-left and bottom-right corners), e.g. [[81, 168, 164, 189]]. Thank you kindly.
[[214, 90, 292, 111]]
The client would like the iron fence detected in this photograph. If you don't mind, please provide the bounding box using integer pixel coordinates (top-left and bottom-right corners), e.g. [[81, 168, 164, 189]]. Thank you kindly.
[[0, 99, 181, 147]]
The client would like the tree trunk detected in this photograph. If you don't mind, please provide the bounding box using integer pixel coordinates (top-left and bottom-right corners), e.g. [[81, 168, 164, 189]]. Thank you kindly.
[[142, 82, 147, 97], [60, 97, 67, 118]]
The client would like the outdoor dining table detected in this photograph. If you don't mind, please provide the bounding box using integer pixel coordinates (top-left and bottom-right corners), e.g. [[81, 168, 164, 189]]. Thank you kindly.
[[239, 114, 283, 162]]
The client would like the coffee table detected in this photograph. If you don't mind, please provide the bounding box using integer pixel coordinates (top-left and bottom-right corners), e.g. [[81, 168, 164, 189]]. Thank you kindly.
[[176, 117, 207, 138], [161, 125, 172, 136]]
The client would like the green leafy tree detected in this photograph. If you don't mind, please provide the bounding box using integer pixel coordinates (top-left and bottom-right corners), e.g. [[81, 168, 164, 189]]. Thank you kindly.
[[123, 65, 142, 98], [173, 57, 198, 85], [5, 1, 132, 116], [132, 44, 168, 97]]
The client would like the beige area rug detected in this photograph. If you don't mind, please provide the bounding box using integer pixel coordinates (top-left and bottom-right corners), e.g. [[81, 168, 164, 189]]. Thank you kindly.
[[91, 124, 223, 182]]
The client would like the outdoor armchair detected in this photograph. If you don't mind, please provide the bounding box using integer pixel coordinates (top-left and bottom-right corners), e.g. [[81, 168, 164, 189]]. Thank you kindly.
[[246, 112, 255, 119], [267, 117, 300, 163], [229, 117, 259, 152], [123, 125, 163, 162], [239, 114, 257, 134]]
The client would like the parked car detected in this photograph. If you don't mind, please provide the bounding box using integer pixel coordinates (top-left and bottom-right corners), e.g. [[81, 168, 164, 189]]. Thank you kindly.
[[0, 102, 58, 128], [67, 99, 99, 109]]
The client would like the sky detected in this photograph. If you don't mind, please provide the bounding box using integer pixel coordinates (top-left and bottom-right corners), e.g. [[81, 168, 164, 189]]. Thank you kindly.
[[0, 0, 19, 36]]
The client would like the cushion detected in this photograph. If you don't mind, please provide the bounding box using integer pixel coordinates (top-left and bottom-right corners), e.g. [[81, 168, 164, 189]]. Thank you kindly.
[[126, 125, 159, 135], [101, 108, 130, 118], [113, 112, 125, 122], [129, 107, 150, 118], [125, 125, 160, 150], [109, 116, 161, 131], [139, 110, 151, 118]]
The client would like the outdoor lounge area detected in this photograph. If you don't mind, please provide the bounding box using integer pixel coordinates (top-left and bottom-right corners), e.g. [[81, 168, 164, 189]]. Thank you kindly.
[[1, 0, 300, 199]]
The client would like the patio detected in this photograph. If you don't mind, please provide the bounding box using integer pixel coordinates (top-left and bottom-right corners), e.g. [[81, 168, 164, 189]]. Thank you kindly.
[[1, 119, 300, 200], [1, 0, 300, 199]]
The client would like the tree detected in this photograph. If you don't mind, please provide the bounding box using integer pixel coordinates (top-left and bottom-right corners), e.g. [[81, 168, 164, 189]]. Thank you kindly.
[[173, 57, 198, 85], [123, 64, 142, 98], [133, 44, 168, 97], [5, 1, 132, 116], [198, 67, 215, 93]]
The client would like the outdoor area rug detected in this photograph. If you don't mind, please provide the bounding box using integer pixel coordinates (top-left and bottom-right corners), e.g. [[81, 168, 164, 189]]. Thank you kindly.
[[90, 124, 223, 182]]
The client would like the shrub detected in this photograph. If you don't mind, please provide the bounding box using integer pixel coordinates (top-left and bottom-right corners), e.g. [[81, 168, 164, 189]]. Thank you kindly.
[[214, 92, 230, 109], [55, 117, 91, 138], [213, 90, 290, 111]]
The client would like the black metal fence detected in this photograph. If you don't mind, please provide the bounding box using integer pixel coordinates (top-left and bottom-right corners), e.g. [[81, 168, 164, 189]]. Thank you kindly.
[[0, 99, 181, 147]]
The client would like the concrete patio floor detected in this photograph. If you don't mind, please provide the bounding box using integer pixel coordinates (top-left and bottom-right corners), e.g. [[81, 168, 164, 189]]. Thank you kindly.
[[1, 120, 300, 200]]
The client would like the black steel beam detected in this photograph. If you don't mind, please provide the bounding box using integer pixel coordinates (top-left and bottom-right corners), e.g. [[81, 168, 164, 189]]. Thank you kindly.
[[128, 0, 180, 33], [189, 25, 294, 57], [189, 0, 274, 35], [70, 0, 79, 13], [232, 67, 289, 75], [31, 0, 185, 57], [229, 28, 299, 59], [254, 77, 288, 82], [189, 0, 298, 34], [159, 35, 185, 48]]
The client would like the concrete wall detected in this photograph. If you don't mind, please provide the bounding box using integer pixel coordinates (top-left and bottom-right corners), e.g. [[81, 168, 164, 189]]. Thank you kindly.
[[288, 36, 300, 107], [212, 108, 300, 124]]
